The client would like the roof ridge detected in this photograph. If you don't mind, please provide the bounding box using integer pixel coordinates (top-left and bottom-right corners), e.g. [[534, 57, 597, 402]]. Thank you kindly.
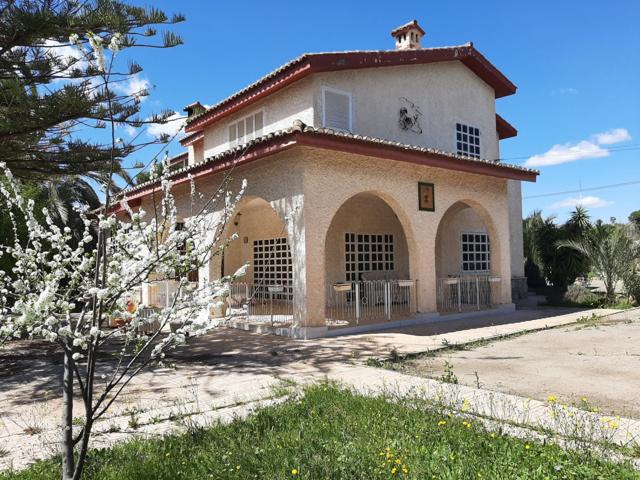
[[184, 44, 479, 129]]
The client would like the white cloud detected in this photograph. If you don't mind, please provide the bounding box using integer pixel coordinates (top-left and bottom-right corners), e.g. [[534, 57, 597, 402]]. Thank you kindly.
[[547, 196, 614, 210], [524, 128, 632, 167], [43, 40, 88, 81], [114, 75, 151, 101], [591, 128, 631, 145], [524, 140, 608, 167], [147, 112, 185, 138]]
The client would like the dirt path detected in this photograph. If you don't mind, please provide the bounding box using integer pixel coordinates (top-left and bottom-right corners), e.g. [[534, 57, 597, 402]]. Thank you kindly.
[[396, 319, 640, 418]]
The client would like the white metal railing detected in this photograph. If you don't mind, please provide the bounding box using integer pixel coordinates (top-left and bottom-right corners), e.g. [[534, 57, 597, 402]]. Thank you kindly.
[[147, 280, 198, 309], [436, 275, 501, 313], [326, 279, 417, 327], [228, 282, 294, 325]]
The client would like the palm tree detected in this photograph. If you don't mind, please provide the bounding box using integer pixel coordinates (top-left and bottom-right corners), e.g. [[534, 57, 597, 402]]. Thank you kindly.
[[558, 224, 638, 304]]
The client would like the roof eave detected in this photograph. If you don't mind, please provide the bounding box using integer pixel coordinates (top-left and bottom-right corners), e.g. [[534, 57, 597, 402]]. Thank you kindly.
[[184, 46, 516, 134], [110, 128, 537, 213]]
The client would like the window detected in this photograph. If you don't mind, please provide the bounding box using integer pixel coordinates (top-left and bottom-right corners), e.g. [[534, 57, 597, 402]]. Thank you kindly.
[[461, 232, 490, 273], [253, 237, 293, 300], [229, 111, 264, 147], [456, 123, 481, 158], [344, 233, 394, 282], [322, 87, 352, 131]]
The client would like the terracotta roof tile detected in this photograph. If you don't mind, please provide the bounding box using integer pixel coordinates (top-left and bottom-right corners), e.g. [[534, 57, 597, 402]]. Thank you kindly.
[[120, 120, 537, 201], [184, 45, 517, 134]]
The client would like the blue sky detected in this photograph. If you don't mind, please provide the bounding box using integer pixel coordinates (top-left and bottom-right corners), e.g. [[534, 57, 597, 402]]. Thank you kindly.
[[121, 0, 639, 223]]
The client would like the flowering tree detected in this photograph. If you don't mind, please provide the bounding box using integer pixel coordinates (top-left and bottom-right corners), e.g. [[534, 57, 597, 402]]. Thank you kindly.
[[0, 22, 246, 480]]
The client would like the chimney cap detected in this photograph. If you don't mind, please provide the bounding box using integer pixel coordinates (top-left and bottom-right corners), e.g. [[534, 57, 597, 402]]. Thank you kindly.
[[183, 101, 205, 117], [390, 20, 425, 38]]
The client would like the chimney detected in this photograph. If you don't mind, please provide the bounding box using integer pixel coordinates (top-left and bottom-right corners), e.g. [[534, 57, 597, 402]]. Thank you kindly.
[[391, 20, 425, 50]]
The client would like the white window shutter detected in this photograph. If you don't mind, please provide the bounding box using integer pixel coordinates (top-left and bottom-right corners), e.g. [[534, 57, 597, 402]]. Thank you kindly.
[[324, 89, 351, 131]]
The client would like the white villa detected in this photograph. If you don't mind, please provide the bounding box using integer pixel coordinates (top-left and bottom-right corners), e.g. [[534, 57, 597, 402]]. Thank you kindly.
[[116, 20, 538, 338]]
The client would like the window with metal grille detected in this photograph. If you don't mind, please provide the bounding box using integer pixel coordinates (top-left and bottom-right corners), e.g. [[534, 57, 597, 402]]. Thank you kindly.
[[456, 123, 481, 158], [322, 87, 352, 131], [253, 237, 293, 300], [461, 232, 490, 273], [228, 111, 264, 147], [344, 233, 394, 282]]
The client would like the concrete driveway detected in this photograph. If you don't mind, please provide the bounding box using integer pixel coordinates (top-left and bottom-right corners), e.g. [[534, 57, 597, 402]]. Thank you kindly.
[[394, 311, 640, 418], [0, 306, 632, 470]]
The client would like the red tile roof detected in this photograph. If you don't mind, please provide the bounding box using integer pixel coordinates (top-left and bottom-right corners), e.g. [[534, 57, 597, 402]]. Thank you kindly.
[[496, 114, 517, 140], [391, 20, 425, 37], [113, 121, 537, 213], [184, 45, 517, 136]]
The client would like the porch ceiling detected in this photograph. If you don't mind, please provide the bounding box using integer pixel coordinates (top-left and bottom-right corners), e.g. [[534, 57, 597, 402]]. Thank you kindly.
[[109, 120, 538, 213]]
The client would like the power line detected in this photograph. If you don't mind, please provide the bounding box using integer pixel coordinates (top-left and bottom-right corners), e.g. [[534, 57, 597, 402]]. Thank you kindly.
[[496, 143, 640, 163], [524, 179, 640, 199]]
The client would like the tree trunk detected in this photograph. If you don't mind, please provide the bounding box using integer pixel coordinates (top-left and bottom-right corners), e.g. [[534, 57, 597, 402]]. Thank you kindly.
[[62, 351, 74, 480]]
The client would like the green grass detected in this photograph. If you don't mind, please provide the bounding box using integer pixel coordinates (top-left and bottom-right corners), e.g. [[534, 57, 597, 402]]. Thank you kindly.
[[3, 385, 638, 480]]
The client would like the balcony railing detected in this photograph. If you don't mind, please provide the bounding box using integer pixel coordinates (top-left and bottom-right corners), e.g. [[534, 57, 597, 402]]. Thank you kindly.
[[228, 282, 294, 325], [326, 279, 417, 327], [436, 275, 501, 313]]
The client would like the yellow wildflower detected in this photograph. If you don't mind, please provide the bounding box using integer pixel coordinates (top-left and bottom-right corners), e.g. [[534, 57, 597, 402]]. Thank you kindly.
[[291, 468, 299, 476], [547, 395, 557, 403]]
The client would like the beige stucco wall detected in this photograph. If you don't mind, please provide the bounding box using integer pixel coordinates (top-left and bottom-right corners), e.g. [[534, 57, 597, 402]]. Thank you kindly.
[[312, 61, 499, 161], [300, 146, 513, 326], [192, 60, 502, 165], [324, 193, 410, 287], [436, 207, 488, 277], [139, 145, 516, 329], [199, 78, 315, 161], [507, 180, 525, 277]]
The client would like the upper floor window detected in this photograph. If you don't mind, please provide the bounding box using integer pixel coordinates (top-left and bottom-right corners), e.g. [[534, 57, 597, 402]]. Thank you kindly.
[[229, 111, 264, 147], [456, 123, 480, 158], [322, 87, 352, 132]]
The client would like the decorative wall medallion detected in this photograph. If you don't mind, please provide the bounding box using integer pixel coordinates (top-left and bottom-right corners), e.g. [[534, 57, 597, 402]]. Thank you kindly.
[[399, 97, 423, 134], [418, 182, 435, 212]]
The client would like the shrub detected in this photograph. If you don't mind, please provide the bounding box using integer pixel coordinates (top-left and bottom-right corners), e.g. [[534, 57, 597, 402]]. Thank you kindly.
[[564, 284, 600, 306]]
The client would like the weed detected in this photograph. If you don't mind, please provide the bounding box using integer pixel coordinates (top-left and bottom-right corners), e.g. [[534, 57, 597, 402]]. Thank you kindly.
[[439, 361, 458, 384]]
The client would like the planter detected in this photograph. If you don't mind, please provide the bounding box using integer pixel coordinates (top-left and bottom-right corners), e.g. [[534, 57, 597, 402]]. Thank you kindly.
[[488, 277, 502, 283], [444, 278, 459, 285], [397, 280, 414, 288], [209, 298, 229, 318], [333, 283, 352, 292]]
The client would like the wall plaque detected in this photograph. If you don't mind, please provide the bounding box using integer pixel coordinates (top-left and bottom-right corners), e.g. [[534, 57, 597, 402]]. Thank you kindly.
[[418, 182, 435, 211]]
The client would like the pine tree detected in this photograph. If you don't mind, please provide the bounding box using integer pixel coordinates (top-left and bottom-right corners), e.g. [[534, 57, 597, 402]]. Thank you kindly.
[[0, 0, 185, 219]]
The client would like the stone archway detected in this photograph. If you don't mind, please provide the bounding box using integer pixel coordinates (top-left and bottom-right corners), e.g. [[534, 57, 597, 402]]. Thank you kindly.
[[434, 200, 503, 312], [323, 191, 416, 326]]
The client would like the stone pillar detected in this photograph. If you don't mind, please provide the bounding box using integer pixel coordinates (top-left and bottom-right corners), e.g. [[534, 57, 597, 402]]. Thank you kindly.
[[507, 180, 527, 300], [287, 195, 328, 338]]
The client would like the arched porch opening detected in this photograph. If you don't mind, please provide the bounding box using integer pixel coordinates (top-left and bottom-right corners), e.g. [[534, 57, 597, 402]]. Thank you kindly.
[[435, 200, 503, 312], [216, 196, 294, 324], [323, 192, 417, 328]]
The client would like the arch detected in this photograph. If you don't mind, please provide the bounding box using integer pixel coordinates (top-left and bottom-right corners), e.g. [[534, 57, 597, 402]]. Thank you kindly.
[[435, 199, 502, 279], [214, 195, 292, 286], [323, 191, 415, 288]]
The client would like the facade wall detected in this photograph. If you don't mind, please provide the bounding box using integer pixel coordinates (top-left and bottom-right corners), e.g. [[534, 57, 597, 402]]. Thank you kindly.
[[311, 62, 499, 161], [199, 78, 315, 161], [135, 146, 515, 329], [193, 61, 501, 164], [300, 146, 513, 324]]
